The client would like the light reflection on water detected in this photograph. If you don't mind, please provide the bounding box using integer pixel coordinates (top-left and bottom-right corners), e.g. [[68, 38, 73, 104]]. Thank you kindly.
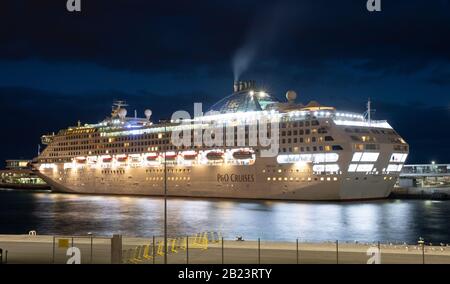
[[1, 189, 450, 243]]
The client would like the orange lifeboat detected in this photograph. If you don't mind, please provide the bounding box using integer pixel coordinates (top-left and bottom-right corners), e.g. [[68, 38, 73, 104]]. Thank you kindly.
[[182, 151, 198, 160], [76, 157, 86, 164], [163, 152, 177, 160], [206, 151, 224, 161], [116, 155, 128, 162], [102, 156, 112, 163], [232, 150, 254, 160]]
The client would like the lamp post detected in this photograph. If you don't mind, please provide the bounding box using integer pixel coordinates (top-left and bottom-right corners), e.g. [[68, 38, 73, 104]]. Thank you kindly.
[[164, 123, 168, 264], [418, 237, 425, 264]]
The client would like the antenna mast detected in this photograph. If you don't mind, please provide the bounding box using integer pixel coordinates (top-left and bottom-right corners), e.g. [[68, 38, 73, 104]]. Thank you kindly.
[[367, 98, 371, 125]]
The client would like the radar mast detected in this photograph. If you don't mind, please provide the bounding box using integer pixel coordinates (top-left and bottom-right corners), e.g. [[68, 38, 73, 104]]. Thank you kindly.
[[111, 100, 128, 118]]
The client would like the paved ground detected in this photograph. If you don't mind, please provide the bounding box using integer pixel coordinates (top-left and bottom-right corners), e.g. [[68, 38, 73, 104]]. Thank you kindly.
[[1, 235, 450, 264]]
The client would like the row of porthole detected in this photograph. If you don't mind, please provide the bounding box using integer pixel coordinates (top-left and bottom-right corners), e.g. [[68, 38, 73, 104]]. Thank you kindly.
[[267, 177, 338, 182], [150, 184, 190, 187], [145, 176, 191, 181], [263, 169, 310, 174], [146, 169, 192, 173], [101, 170, 125, 174], [342, 176, 394, 181]]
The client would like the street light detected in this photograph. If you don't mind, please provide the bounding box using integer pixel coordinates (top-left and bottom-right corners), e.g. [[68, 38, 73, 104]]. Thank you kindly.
[[164, 123, 168, 264]]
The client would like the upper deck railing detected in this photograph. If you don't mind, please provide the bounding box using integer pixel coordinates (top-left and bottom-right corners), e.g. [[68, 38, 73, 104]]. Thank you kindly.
[[50, 108, 392, 139]]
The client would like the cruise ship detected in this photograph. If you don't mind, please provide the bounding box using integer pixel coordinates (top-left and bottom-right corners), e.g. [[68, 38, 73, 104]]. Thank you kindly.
[[33, 81, 409, 200]]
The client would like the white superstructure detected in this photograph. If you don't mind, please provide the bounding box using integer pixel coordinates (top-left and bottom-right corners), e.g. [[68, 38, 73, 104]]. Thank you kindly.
[[33, 81, 409, 200]]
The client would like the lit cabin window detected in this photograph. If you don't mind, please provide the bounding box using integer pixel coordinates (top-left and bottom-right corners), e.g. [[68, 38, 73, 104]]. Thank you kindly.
[[390, 153, 408, 163], [348, 164, 358, 172], [352, 152, 363, 162], [356, 164, 374, 172], [360, 152, 379, 162]]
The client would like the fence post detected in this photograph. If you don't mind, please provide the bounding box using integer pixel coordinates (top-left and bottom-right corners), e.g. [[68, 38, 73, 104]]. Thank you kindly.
[[422, 244, 425, 264], [222, 237, 224, 264], [377, 241, 381, 264], [152, 236, 155, 264], [296, 239, 299, 264], [0, 248, 3, 264], [5, 251, 7, 264], [336, 240, 339, 264], [52, 236, 55, 264], [258, 238, 261, 264], [110, 234, 122, 264], [186, 236, 189, 265], [90, 236, 93, 264]]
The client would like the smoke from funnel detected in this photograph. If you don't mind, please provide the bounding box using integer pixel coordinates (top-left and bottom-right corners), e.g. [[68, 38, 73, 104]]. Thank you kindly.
[[233, 46, 256, 82], [232, 1, 298, 82]]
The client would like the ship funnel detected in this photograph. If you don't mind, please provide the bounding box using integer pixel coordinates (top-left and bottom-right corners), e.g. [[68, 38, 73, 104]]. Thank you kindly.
[[233, 80, 256, 93]]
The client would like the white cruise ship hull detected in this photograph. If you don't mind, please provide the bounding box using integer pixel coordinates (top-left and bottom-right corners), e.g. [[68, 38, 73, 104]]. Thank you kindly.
[[35, 151, 398, 201]]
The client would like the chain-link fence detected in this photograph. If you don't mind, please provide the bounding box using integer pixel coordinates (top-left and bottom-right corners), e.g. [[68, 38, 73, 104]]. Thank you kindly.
[[0, 234, 111, 264], [1, 233, 450, 264], [120, 234, 450, 264]]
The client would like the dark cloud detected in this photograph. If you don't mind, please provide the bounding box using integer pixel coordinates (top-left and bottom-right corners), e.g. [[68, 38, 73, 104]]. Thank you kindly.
[[427, 63, 450, 86], [1, 0, 450, 76]]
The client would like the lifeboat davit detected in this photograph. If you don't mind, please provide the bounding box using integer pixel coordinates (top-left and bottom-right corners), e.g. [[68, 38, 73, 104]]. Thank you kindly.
[[232, 150, 254, 160], [206, 151, 224, 161]]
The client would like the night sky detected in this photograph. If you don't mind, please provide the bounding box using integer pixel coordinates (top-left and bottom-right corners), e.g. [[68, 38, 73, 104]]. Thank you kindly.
[[0, 0, 449, 166]]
